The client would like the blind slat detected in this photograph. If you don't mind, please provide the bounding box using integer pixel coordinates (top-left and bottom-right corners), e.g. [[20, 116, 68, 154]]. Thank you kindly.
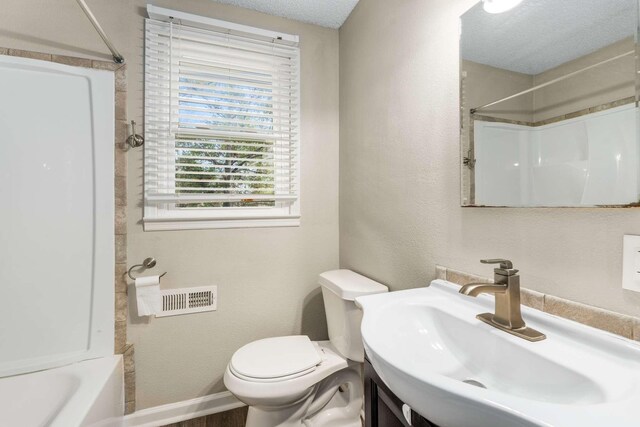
[[177, 65, 296, 87], [177, 107, 296, 123], [174, 129, 296, 141], [177, 70, 297, 90], [173, 172, 293, 179], [175, 172, 296, 180], [174, 124, 298, 137], [146, 23, 299, 57], [177, 51, 297, 74], [176, 113, 296, 130], [146, 194, 298, 203], [147, 41, 298, 66], [178, 98, 298, 114], [176, 139, 293, 149], [144, 120, 299, 139], [176, 80, 297, 99], [174, 154, 294, 163], [177, 153, 295, 160], [146, 74, 298, 96], [176, 147, 295, 155], [147, 161, 297, 172]]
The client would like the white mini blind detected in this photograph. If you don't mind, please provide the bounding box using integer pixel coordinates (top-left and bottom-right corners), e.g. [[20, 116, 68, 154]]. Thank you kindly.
[[144, 19, 300, 208]]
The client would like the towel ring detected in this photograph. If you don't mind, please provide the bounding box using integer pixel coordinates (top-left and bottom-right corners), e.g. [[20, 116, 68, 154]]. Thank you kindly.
[[127, 257, 167, 281]]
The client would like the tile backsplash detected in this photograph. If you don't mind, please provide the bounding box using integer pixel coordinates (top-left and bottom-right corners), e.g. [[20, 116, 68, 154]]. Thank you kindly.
[[436, 265, 640, 341]]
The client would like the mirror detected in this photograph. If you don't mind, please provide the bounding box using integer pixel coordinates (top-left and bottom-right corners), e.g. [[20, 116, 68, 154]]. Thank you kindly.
[[460, 0, 639, 207]]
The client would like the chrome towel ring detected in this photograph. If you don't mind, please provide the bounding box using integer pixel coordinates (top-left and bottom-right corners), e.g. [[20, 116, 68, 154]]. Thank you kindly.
[[127, 257, 167, 281]]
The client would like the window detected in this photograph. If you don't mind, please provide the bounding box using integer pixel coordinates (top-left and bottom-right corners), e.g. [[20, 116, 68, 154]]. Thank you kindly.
[[144, 9, 300, 230]]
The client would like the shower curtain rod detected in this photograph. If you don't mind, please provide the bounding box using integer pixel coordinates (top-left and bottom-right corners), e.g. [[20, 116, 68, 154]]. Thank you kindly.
[[470, 50, 634, 114], [75, 0, 124, 64]]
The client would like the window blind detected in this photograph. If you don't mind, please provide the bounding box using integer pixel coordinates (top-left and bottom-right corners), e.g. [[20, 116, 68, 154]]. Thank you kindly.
[[144, 19, 300, 207]]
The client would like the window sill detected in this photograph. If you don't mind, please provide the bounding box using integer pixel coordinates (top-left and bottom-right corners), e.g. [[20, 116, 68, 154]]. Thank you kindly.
[[143, 216, 301, 231]]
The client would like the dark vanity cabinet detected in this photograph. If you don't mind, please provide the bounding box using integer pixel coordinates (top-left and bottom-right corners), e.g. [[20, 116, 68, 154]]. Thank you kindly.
[[364, 357, 438, 427]]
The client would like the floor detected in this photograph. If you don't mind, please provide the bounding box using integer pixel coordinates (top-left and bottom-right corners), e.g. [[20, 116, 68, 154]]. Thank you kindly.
[[161, 407, 248, 427]]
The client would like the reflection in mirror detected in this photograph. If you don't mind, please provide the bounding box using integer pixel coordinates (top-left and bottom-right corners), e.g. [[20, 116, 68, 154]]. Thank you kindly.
[[460, 0, 639, 207]]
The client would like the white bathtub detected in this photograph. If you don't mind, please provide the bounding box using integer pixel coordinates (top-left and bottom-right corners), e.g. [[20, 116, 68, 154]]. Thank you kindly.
[[0, 50, 120, 427], [0, 356, 124, 427]]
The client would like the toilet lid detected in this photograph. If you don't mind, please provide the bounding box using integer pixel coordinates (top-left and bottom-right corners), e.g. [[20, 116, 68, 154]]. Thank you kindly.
[[230, 336, 321, 380]]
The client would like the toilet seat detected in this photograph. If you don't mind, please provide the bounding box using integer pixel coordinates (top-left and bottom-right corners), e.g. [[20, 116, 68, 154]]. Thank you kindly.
[[230, 336, 322, 383], [224, 340, 352, 408], [230, 364, 318, 383]]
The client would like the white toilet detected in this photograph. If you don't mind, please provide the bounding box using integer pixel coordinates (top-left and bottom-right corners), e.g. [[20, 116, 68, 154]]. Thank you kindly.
[[224, 269, 388, 427]]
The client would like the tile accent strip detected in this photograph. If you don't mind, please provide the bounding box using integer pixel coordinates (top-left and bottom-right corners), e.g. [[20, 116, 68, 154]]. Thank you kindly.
[[436, 265, 640, 341], [0, 48, 134, 413], [473, 96, 635, 128]]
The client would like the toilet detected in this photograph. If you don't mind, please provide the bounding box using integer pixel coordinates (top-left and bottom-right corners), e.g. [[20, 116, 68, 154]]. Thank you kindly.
[[224, 269, 388, 427]]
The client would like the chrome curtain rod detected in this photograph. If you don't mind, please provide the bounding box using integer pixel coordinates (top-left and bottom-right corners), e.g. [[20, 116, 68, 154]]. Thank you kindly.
[[75, 0, 125, 64], [470, 50, 634, 114]]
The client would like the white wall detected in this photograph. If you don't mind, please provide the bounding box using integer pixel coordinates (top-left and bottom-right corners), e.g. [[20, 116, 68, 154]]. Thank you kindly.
[[0, 0, 339, 409], [339, 0, 640, 317]]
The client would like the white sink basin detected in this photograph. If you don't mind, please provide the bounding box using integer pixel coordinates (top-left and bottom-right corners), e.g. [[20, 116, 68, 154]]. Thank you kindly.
[[356, 280, 640, 427]]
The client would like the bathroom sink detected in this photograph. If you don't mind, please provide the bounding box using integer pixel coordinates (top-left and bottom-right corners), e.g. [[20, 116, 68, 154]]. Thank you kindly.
[[356, 280, 640, 427]]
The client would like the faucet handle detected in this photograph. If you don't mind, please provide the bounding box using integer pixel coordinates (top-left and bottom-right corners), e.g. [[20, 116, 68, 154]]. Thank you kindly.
[[480, 259, 513, 269]]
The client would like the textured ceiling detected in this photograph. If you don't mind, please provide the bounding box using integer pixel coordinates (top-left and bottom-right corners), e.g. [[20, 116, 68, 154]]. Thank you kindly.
[[461, 0, 636, 74], [208, 0, 360, 29]]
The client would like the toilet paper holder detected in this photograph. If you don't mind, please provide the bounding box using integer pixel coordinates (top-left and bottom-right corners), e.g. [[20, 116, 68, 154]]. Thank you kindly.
[[127, 257, 167, 281]]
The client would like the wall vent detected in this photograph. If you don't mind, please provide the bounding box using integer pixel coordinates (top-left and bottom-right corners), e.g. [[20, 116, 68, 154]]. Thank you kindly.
[[156, 286, 217, 317]]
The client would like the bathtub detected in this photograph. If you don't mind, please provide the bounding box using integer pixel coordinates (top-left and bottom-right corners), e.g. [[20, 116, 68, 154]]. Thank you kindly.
[[0, 356, 124, 427]]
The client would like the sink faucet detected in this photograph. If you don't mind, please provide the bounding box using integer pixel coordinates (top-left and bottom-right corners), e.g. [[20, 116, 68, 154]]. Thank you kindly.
[[459, 259, 545, 342]]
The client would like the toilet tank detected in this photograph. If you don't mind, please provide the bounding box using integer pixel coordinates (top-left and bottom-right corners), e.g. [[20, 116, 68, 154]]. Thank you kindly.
[[319, 270, 388, 362]]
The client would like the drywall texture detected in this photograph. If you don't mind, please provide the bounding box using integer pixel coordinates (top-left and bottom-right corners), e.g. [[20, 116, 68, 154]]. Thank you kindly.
[[0, 0, 339, 410], [339, 0, 640, 317]]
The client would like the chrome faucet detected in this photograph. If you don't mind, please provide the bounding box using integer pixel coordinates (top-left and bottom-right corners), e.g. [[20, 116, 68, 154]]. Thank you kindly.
[[459, 259, 545, 342]]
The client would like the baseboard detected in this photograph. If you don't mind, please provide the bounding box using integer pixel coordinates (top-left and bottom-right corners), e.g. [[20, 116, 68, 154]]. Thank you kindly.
[[123, 391, 245, 427]]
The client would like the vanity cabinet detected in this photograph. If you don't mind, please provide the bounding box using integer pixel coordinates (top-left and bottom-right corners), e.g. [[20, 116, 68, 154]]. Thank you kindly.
[[364, 357, 438, 427]]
